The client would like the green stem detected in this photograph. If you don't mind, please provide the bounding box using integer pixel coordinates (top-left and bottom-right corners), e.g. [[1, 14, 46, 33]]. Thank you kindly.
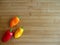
[[21, 26, 24, 29], [10, 28, 12, 32], [18, 16, 22, 19]]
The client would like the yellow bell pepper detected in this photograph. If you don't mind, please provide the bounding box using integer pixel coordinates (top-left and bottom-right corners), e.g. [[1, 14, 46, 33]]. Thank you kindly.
[[14, 27, 24, 39]]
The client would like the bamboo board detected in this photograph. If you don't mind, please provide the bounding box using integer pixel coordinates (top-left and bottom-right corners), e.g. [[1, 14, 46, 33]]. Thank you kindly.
[[0, 0, 60, 45]]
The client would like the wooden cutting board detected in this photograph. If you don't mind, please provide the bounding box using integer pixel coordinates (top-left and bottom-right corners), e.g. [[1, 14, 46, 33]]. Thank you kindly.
[[0, 0, 60, 45]]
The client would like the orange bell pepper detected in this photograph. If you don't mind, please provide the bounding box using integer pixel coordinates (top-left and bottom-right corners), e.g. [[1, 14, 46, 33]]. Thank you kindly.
[[10, 16, 21, 27]]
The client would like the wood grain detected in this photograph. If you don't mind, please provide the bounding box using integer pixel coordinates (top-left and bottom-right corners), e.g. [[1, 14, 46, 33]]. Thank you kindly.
[[0, 0, 60, 45]]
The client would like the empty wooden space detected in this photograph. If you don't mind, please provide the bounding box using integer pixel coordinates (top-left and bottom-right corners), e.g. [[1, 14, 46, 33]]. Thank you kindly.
[[0, 0, 60, 45]]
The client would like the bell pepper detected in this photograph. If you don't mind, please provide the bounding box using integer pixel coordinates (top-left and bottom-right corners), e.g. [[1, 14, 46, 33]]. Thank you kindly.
[[14, 26, 24, 39], [2, 29, 13, 42], [10, 16, 21, 27]]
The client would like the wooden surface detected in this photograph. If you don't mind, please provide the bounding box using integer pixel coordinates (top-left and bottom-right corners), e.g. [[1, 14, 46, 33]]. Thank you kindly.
[[0, 0, 60, 45]]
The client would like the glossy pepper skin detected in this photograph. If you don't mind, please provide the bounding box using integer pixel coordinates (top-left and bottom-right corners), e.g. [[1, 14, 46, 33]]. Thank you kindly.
[[10, 16, 20, 27], [2, 29, 13, 42], [14, 27, 24, 39]]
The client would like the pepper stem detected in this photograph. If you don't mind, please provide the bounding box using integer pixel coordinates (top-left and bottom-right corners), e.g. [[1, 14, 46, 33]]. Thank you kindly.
[[10, 28, 12, 32], [18, 16, 22, 19], [21, 26, 24, 29]]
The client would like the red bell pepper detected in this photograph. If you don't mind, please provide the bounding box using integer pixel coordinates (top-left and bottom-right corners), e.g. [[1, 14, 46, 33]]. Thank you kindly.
[[2, 29, 13, 42]]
